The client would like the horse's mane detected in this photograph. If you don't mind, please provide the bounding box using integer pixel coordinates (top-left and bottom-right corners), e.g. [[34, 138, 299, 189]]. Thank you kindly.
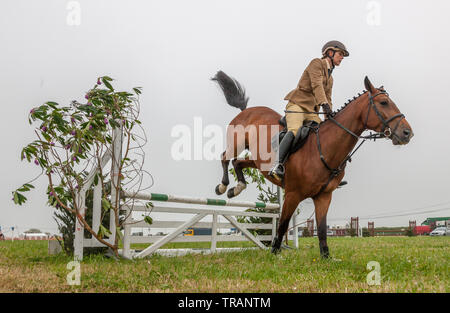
[[318, 89, 369, 126], [333, 86, 386, 116], [335, 90, 368, 114]]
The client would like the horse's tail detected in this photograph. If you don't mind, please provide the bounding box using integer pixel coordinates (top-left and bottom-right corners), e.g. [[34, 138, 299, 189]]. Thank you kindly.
[[211, 71, 249, 111]]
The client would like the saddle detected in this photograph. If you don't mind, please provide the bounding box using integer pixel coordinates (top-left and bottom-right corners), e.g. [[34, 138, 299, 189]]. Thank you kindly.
[[272, 116, 318, 154]]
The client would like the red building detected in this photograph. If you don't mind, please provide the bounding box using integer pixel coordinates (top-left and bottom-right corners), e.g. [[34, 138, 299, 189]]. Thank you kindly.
[[413, 225, 431, 235]]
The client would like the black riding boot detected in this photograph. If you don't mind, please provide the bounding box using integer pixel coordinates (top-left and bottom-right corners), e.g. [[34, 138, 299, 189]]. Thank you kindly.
[[269, 131, 295, 181]]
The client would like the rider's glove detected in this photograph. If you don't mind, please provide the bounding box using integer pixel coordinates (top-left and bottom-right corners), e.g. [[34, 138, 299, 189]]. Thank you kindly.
[[320, 102, 335, 118]]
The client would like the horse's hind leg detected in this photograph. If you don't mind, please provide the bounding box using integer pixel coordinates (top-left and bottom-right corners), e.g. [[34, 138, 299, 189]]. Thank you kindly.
[[227, 159, 256, 198], [216, 126, 246, 196], [215, 151, 230, 195], [313, 192, 332, 258], [271, 191, 303, 254]]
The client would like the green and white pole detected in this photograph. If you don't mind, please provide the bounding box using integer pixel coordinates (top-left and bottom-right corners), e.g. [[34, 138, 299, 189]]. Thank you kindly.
[[123, 191, 280, 211]]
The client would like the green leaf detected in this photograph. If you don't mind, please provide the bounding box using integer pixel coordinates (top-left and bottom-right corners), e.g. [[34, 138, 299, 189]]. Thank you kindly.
[[144, 216, 153, 225], [46, 102, 59, 109], [99, 225, 112, 239], [102, 198, 111, 210], [18, 186, 30, 192], [12, 191, 27, 205], [145, 202, 154, 209], [116, 227, 123, 240], [42, 132, 51, 142], [102, 79, 114, 91], [13, 192, 19, 204]]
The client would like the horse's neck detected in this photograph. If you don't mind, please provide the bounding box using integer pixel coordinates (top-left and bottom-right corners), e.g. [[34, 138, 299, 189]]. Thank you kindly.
[[318, 98, 367, 168]]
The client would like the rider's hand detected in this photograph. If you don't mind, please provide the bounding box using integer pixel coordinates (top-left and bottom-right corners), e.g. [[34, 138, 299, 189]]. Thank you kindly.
[[320, 102, 335, 118]]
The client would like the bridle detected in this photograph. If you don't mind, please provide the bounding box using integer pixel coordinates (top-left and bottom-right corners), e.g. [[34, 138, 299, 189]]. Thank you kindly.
[[324, 89, 405, 141], [312, 89, 406, 196], [363, 90, 405, 140]]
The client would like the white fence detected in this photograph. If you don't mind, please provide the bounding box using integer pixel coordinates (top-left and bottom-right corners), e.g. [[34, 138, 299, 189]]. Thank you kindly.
[[74, 190, 280, 259]]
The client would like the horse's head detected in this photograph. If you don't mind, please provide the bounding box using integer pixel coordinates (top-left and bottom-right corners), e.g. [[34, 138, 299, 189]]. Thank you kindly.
[[363, 76, 413, 145]]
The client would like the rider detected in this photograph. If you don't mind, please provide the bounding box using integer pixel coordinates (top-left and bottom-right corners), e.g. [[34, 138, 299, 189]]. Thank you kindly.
[[269, 40, 349, 181]]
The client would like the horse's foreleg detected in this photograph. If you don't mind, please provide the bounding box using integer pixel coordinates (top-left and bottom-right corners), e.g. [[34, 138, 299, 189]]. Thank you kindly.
[[271, 191, 302, 254], [227, 159, 256, 198], [313, 192, 333, 258], [215, 151, 230, 195]]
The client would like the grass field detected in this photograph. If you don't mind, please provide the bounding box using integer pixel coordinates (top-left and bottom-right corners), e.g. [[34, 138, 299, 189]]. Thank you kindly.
[[0, 236, 448, 293]]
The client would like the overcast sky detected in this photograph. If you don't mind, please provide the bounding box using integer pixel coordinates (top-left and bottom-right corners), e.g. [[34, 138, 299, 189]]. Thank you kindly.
[[1, 0, 450, 236]]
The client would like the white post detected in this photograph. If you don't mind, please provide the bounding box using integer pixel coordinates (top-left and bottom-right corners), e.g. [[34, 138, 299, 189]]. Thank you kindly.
[[110, 126, 123, 247], [211, 212, 218, 253], [275, 186, 283, 241], [92, 180, 102, 234], [74, 191, 86, 261], [122, 209, 132, 259], [293, 207, 299, 248], [272, 217, 277, 242]]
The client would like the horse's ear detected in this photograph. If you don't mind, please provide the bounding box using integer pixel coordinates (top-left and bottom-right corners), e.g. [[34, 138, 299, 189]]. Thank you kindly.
[[364, 76, 375, 93]]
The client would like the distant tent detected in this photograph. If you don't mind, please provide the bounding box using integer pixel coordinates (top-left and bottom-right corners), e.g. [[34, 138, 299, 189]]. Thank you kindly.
[[20, 233, 49, 240], [421, 217, 450, 226]]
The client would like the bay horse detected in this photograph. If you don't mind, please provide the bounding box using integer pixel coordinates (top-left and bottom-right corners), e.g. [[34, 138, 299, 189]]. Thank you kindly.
[[212, 71, 413, 258]]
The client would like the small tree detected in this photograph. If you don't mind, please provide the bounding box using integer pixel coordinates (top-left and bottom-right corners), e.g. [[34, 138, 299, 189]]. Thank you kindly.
[[53, 179, 115, 255], [12, 76, 152, 258]]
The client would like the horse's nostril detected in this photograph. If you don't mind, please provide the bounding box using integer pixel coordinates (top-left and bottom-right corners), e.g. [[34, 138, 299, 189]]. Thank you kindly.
[[403, 129, 411, 137]]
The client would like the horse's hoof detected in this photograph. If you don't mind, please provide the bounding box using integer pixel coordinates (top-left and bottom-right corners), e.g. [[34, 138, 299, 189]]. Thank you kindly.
[[320, 247, 330, 259], [215, 184, 227, 195], [227, 188, 236, 198], [271, 246, 281, 254], [271, 237, 281, 254], [281, 244, 293, 250]]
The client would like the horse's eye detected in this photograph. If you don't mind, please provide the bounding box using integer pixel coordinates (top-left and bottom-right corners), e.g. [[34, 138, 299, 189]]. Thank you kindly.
[[380, 101, 388, 106]]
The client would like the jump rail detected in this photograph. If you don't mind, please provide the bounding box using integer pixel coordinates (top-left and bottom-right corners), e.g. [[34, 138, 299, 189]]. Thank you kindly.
[[123, 191, 280, 210], [121, 191, 280, 259]]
